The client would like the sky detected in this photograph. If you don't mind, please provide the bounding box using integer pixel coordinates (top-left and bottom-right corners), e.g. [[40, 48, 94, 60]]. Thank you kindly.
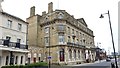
[[1, 0, 119, 54]]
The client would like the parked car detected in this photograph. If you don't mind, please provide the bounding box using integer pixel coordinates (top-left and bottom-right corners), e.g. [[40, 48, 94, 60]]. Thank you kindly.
[[106, 57, 111, 61]]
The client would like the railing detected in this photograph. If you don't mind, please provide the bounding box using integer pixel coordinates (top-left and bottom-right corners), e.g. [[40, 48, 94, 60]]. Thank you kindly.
[[0, 39, 28, 49], [67, 42, 85, 48]]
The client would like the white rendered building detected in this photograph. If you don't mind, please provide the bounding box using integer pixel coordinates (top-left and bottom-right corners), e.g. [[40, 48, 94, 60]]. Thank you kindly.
[[0, 1, 29, 67]]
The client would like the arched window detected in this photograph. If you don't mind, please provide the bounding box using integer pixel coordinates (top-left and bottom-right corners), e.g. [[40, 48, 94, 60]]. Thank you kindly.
[[78, 50, 80, 59], [59, 48, 64, 61], [74, 50, 76, 60], [69, 49, 72, 60]]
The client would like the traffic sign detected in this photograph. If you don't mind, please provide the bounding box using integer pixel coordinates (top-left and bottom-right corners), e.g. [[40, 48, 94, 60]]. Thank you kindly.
[[48, 56, 51, 59]]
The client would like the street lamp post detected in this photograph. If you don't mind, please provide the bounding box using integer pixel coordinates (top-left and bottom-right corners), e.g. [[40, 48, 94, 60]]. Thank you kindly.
[[48, 27, 51, 68], [100, 10, 118, 68]]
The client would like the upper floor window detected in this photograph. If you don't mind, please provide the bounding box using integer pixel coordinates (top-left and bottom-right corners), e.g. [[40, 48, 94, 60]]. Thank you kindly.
[[68, 36, 70, 42], [6, 36, 11, 41], [76, 39, 79, 44], [17, 38, 21, 43], [74, 50, 76, 59], [72, 29, 74, 34], [18, 23, 22, 31], [68, 27, 70, 34], [45, 27, 49, 34], [76, 31, 78, 37], [58, 35, 65, 44], [7, 20, 12, 28], [44, 37, 49, 46], [83, 39, 85, 44], [73, 38, 75, 43], [58, 25, 64, 31], [59, 48, 64, 61]]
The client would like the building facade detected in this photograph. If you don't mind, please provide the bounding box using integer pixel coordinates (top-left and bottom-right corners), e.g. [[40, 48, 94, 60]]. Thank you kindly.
[[27, 2, 96, 65], [0, 1, 29, 67], [95, 47, 106, 61]]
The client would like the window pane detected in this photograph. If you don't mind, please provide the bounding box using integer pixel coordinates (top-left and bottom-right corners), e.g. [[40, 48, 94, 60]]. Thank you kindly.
[[78, 50, 80, 59], [58, 25, 64, 31], [74, 50, 76, 59], [18, 23, 22, 31], [7, 20, 12, 28], [5, 56, 9, 65], [59, 48, 64, 61], [68, 27, 70, 34], [72, 29, 74, 34], [17, 39, 21, 43], [68, 37, 70, 42], [58, 35, 64, 44], [45, 27, 49, 34], [0, 56, 1, 66], [15, 56, 18, 64], [6, 36, 11, 40], [45, 37, 49, 45], [20, 56, 23, 64]]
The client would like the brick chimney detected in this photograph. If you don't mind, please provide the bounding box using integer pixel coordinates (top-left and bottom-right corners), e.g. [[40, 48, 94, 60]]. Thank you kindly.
[[48, 2, 53, 13], [30, 6, 35, 16]]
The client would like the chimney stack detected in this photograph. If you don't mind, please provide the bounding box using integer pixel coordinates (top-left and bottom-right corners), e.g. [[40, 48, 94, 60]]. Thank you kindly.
[[30, 6, 35, 16], [48, 2, 53, 13], [42, 11, 46, 16]]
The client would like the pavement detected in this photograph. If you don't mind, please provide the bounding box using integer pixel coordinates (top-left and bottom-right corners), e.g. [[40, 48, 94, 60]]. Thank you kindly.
[[70, 60, 106, 66]]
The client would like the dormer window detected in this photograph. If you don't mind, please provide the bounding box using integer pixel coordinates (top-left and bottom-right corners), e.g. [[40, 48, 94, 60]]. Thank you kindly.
[[58, 12, 64, 19]]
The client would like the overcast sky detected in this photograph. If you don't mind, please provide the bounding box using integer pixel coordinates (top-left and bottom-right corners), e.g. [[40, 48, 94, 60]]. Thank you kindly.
[[1, 0, 119, 54]]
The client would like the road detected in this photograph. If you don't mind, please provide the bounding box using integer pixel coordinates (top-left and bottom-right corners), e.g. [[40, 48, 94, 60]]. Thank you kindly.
[[70, 60, 111, 68], [50, 58, 120, 68]]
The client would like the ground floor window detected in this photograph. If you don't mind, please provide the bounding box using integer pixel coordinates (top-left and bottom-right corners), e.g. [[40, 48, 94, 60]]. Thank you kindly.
[[5, 56, 9, 65], [74, 50, 76, 60], [69, 49, 72, 60], [20, 56, 23, 64], [78, 50, 80, 59], [38, 57, 40, 62], [28, 58, 30, 64], [9, 51, 14, 65], [15, 56, 18, 64], [59, 48, 64, 61], [0, 56, 1, 65], [33, 58, 36, 63]]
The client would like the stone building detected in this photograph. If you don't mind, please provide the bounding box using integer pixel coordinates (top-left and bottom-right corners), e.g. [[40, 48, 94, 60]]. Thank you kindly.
[[0, 1, 29, 67], [27, 2, 96, 65]]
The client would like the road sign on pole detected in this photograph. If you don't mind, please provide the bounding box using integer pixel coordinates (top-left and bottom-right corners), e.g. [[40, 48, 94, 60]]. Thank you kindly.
[[48, 56, 51, 59]]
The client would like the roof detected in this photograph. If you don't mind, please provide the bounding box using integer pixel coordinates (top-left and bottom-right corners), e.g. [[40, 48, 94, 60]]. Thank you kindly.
[[0, 11, 28, 24], [77, 18, 88, 27]]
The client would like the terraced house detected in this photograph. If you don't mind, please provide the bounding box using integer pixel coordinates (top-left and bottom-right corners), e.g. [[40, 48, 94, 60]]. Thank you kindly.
[[27, 2, 96, 65], [0, 1, 29, 67]]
